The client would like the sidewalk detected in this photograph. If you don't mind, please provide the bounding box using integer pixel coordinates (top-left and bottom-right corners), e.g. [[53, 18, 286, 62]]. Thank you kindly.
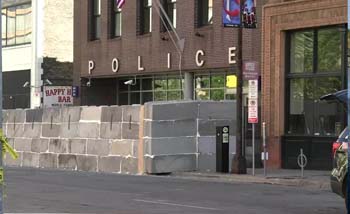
[[170, 168, 331, 190]]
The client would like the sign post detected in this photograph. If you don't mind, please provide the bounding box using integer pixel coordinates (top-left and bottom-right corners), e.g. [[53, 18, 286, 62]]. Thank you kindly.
[[246, 61, 259, 176]]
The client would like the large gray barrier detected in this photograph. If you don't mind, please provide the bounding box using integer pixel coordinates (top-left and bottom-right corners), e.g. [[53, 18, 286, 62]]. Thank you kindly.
[[3, 101, 236, 174]]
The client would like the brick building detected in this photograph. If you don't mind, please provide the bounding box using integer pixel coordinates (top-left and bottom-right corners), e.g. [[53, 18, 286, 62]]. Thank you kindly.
[[262, 0, 347, 169], [73, 0, 265, 106]]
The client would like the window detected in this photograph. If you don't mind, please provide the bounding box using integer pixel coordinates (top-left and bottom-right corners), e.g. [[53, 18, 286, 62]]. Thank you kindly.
[[286, 27, 345, 136], [139, 0, 152, 35], [118, 75, 183, 105], [90, 0, 101, 40], [2, 3, 31, 46], [161, 0, 176, 32], [110, 0, 122, 38], [197, 0, 213, 27], [195, 73, 235, 101]]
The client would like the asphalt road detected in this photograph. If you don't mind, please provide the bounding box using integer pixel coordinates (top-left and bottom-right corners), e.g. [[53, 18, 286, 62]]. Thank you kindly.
[[2, 167, 346, 214]]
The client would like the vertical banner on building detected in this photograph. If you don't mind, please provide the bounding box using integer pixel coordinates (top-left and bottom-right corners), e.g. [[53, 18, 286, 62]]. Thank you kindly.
[[222, 0, 241, 27], [241, 0, 257, 28], [347, 0, 350, 210]]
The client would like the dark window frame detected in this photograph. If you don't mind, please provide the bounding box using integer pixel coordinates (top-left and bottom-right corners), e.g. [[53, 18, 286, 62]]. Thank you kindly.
[[160, 0, 176, 32], [197, 0, 213, 27], [110, 0, 122, 38], [285, 25, 347, 137], [89, 0, 101, 41], [138, 0, 152, 35]]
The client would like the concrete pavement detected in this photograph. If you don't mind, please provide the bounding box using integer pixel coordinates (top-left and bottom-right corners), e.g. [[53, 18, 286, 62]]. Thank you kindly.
[[2, 167, 346, 213]]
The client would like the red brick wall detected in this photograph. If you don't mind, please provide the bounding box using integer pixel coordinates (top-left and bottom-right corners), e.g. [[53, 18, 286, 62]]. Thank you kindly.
[[262, 0, 346, 168], [74, 0, 267, 78]]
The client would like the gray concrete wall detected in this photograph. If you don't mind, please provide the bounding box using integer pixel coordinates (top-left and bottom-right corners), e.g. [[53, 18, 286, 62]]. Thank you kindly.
[[144, 101, 236, 174], [3, 105, 140, 174], [3, 101, 236, 174]]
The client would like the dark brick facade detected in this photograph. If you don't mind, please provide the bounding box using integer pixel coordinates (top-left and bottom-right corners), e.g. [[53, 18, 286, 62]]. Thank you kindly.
[[74, 0, 266, 80]]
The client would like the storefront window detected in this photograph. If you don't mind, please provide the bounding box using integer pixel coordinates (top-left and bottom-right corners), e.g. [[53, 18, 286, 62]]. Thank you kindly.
[[287, 26, 345, 136], [290, 31, 313, 74], [195, 73, 233, 101]]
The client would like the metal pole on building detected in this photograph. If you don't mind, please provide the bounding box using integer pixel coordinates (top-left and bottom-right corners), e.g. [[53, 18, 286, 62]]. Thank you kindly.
[[232, 27, 247, 174], [0, 0, 4, 212], [347, 1, 350, 210]]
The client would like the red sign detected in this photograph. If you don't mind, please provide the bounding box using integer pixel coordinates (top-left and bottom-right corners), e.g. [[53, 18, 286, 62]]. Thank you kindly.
[[248, 98, 258, 124]]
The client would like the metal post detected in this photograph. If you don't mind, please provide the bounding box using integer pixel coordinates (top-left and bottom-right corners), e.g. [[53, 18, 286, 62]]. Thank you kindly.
[[231, 27, 247, 174], [300, 149, 304, 178], [346, 3, 350, 210], [263, 122, 267, 177], [252, 124, 255, 176], [0, 0, 3, 212]]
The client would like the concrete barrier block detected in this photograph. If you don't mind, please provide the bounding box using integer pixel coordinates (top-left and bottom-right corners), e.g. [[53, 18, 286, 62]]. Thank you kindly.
[[15, 138, 32, 152], [145, 154, 196, 174], [7, 109, 25, 123], [60, 123, 79, 138], [3, 124, 7, 136], [23, 124, 41, 138], [7, 124, 24, 138], [98, 156, 121, 173], [76, 155, 97, 172], [22, 152, 40, 168], [100, 122, 122, 139], [80, 106, 102, 121], [26, 109, 43, 123], [151, 102, 198, 120], [143, 121, 151, 138], [101, 106, 122, 122], [121, 157, 138, 174], [4, 151, 22, 166], [198, 154, 216, 172], [144, 137, 196, 155], [42, 108, 61, 123], [39, 153, 58, 168], [31, 138, 49, 153], [3, 110, 9, 123], [198, 136, 215, 154], [86, 139, 109, 156], [78, 123, 99, 138], [197, 119, 236, 136], [122, 106, 140, 122], [49, 139, 68, 153], [58, 154, 77, 170], [67, 139, 86, 154], [149, 120, 196, 138], [61, 107, 81, 122], [42, 124, 60, 138], [121, 123, 139, 139], [198, 101, 236, 120], [143, 103, 152, 120], [110, 140, 133, 156]]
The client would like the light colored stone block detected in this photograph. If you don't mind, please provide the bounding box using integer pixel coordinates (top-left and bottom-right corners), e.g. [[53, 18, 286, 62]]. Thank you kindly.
[[58, 154, 77, 170], [86, 139, 109, 156], [42, 107, 61, 123], [23, 124, 41, 138], [7, 109, 26, 123], [100, 122, 121, 139], [67, 139, 86, 154], [80, 106, 102, 121], [121, 157, 138, 174], [49, 139, 68, 153], [31, 138, 49, 153], [15, 138, 32, 152], [39, 153, 58, 168], [101, 106, 122, 122], [22, 152, 40, 168], [110, 140, 133, 156], [121, 123, 139, 139], [26, 109, 43, 123], [78, 123, 99, 138], [60, 122, 79, 138], [122, 106, 140, 122], [4, 151, 22, 166], [61, 107, 81, 122], [76, 155, 97, 172], [7, 124, 24, 138], [42, 124, 60, 138], [98, 156, 121, 173]]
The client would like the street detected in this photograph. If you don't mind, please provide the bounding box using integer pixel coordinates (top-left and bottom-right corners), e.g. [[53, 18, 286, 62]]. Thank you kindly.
[[2, 167, 346, 214]]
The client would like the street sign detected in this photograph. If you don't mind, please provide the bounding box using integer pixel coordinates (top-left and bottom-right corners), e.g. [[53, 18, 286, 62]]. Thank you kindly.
[[248, 80, 258, 99], [248, 98, 258, 124], [243, 61, 259, 80]]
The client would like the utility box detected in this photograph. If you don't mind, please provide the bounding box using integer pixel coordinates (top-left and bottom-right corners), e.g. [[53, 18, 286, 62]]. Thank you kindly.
[[216, 126, 229, 173]]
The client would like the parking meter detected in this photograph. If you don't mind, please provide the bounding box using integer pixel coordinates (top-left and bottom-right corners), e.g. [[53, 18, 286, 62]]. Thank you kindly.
[[216, 126, 229, 173]]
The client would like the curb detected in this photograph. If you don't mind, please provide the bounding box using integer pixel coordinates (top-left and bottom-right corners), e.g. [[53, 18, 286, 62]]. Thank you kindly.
[[169, 172, 331, 190]]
